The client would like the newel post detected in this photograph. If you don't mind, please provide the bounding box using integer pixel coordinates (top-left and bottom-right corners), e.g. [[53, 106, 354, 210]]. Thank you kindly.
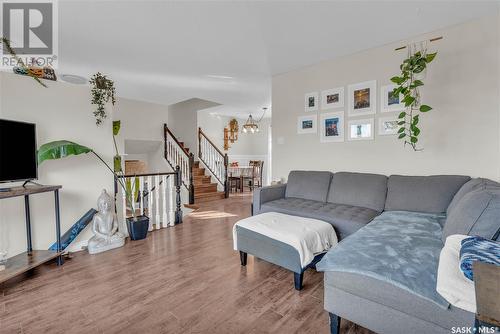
[[164, 123, 168, 160], [224, 153, 229, 198], [174, 165, 183, 224], [198, 127, 202, 160], [188, 153, 195, 205]]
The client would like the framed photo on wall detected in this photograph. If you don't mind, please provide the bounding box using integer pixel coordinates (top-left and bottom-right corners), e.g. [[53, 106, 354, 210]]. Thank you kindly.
[[297, 115, 317, 134], [321, 87, 344, 110], [381, 84, 405, 113], [304, 92, 319, 112], [348, 80, 377, 116], [320, 112, 344, 143], [348, 118, 374, 141], [378, 116, 399, 136]]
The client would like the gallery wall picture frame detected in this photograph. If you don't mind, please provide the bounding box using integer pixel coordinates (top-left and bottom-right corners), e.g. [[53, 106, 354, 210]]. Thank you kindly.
[[381, 84, 405, 113], [348, 80, 377, 117], [348, 118, 374, 141], [321, 87, 344, 110], [297, 115, 317, 134], [320, 111, 344, 143], [304, 92, 319, 112], [378, 116, 399, 136]]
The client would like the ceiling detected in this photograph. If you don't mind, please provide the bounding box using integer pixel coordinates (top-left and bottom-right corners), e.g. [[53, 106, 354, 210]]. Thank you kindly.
[[57, 1, 499, 118]]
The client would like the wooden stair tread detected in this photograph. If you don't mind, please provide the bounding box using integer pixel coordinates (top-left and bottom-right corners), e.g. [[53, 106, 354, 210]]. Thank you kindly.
[[194, 191, 225, 198]]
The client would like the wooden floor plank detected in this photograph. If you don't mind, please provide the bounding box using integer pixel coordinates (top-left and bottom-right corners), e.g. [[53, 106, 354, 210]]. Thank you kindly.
[[0, 193, 373, 334]]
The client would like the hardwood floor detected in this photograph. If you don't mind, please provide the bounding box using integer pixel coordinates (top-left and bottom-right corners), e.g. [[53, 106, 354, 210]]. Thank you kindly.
[[0, 193, 372, 334]]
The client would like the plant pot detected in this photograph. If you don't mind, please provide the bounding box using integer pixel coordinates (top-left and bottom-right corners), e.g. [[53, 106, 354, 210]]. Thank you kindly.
[[126, 215, 149, 240], [95, 77, 108, 89]]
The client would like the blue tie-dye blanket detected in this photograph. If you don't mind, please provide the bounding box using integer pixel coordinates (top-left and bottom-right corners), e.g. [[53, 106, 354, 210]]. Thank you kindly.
[[460, 236, 500, 281], [316, 211, 449, 309]]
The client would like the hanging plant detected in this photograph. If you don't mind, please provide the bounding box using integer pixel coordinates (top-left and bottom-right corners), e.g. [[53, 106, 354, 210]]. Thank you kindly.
[[391, 45, 436, 151], [89, 72, 116, 125], [1, 37, 47, 88]]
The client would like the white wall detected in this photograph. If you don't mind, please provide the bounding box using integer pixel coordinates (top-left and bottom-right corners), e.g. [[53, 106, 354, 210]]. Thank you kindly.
[[197, 112, 270, 155], [114, 97, 170, 173], [272, 15, 500, 181], [0, 72, 114, 257], [197, 112, 271, 184], [167, 98, 220, 155]]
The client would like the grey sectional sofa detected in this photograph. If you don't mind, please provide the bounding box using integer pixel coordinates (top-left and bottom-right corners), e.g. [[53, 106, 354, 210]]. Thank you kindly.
[[253, 171, 500, 334]]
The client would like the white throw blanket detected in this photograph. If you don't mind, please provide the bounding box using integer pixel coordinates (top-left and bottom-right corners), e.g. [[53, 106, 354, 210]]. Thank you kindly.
[[233, 212, 338, 268], [436, 234, 476, 313]]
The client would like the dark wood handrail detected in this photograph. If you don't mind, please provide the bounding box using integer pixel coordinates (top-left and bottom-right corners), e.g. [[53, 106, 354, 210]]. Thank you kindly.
[[165, 124, 190, 157], [199, 127, 225, 157], [198, 127, 229, 198], [117, 171, 176, 178]]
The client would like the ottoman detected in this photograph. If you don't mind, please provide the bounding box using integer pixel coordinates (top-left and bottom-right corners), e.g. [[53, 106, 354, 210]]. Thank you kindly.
[[233, 212, 337, 290]]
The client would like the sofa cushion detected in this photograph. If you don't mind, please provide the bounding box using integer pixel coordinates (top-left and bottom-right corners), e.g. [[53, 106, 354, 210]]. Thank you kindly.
[[446, 178, 485, 217], [317, 211, 448, 308], [443, 187, 500, 242], [315, 203, 379, 239], [285, 170, 332, 202], [260, 198, 379, 239], [385, 175, 470, 214], [260, 198, 325, 217], [327, 172, 387, 212]]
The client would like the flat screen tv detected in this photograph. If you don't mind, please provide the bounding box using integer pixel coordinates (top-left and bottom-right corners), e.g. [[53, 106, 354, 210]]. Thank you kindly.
[[0, 119, 37, 183]]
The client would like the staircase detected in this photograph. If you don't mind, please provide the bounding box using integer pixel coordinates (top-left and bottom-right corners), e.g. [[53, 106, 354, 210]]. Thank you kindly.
[[164, 125, 227, 204], [192, 161, 225, 202]]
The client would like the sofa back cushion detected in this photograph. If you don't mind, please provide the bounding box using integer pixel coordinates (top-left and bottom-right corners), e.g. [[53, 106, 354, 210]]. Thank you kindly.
[[446, 178, 485, 216], [443, 181, 500, 242], [327, 172, 387, 212], [385, 175, 470, 214], [443, 189, 500, 241], [285, 171, 333, 202]]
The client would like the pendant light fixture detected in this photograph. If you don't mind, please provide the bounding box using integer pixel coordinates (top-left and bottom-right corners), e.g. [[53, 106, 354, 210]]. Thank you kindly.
[[242, 107, 267, 134]]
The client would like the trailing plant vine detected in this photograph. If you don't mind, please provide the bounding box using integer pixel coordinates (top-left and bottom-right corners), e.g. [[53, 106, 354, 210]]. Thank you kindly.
[[391, 46, 437, 151], [89, 72, 116, 125], [1, 37, 47, 88]]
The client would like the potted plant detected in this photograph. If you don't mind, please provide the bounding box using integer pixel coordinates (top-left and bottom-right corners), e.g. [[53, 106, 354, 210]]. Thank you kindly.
[[89, 72, 116, 125], [391, 46, 437, 151], [38, 121, 150, 241]]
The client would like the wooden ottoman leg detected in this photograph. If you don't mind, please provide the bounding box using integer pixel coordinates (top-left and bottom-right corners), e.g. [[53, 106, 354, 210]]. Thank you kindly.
[[329, 313, 341, 334], [239, 251, 247, 266], [294, 272, 303, 290]]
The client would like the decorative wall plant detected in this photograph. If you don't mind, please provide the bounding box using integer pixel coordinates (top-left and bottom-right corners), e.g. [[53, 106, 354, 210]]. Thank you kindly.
[[89, 72, 116, 125], [391, 45, 437, 151], [1, 37, 47, 88]]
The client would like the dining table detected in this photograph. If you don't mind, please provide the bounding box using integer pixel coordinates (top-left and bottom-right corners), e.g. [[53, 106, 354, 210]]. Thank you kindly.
[[228, 166, 254, 192]]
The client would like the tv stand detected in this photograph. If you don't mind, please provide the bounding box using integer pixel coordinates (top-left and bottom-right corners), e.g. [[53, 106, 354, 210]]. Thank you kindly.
[[0, 184, 63, 284], [0, 180, 43, 192]]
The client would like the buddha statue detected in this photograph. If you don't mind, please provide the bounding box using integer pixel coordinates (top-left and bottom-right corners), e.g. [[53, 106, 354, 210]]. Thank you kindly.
[[88, 189, 125, 254]]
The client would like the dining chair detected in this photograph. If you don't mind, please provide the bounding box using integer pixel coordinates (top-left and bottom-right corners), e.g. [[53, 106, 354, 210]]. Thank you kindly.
[[243, 161, 264, 190]]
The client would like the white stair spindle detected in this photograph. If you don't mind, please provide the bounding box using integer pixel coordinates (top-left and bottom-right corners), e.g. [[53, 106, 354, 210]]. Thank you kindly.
[[147, 176, 154, 231], [139, 176, 144, 216], [161, 175, 168, 228], [155, 175, 160, 230], [121, 179, 127, 223], [169, 175, 175, 226]]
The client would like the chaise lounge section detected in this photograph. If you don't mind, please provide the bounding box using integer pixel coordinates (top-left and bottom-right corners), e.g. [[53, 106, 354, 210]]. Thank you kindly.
[[253, 170, 500, 333]]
